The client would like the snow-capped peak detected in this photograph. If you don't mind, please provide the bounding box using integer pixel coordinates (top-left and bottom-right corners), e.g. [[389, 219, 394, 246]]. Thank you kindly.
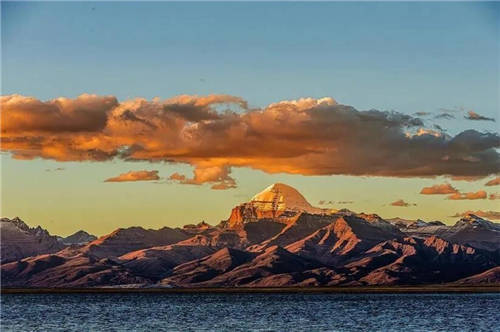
[[250, 183, 321, 214], [454, 214, 498, 231]]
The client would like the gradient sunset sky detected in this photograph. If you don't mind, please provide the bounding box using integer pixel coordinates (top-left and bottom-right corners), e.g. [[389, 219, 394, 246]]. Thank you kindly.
[[1, 2, 499, 236]]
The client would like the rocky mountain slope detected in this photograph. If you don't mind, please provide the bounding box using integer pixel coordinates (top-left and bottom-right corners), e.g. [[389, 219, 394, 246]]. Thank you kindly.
[[438, 214, 500, 251], [2, 183, 499, 287], [77, 226, 191, 259], [1, 217, 66, 263]]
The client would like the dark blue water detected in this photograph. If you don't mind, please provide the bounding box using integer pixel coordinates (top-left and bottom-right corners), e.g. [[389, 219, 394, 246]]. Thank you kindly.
[[1, 293, 498, 331]]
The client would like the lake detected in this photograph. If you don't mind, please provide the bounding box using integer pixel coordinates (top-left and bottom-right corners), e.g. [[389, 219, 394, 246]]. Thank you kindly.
[[1, 293, 498, 331]]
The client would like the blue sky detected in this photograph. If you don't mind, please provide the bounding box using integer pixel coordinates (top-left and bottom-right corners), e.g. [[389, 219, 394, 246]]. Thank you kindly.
[[2, 2, 498, 118], [1, 2, 499, 235]]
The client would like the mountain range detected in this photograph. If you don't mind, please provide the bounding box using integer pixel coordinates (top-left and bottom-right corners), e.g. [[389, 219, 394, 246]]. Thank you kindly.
[[2, 183, 499, 288]]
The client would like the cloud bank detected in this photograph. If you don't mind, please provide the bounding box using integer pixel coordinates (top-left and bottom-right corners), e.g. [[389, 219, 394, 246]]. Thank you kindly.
[[447, 190, 487, 200], [168, 165, 236, 190], [2, 94, 499, 189], [451, 210, 500, 220], [104, 170, 160, 182], [390, 199, 416, 207], [485, 177, 500, 186], [420, 183, 458, 195], [489, 193, 499, 200]]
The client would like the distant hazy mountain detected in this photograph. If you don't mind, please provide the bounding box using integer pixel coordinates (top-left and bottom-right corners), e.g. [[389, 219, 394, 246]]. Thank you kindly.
[[58, 230, 97, 245], [1, 183, 499, 288], [386, 217, 448, 238], [439, 214, 500, 251]]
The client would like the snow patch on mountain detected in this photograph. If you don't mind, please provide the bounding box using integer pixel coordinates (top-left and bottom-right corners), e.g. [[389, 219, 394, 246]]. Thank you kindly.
[[250, 183, 323, 214]]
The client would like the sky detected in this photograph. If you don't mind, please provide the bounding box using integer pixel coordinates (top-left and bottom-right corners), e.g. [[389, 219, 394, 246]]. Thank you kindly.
[[1, 2, 499, 236]]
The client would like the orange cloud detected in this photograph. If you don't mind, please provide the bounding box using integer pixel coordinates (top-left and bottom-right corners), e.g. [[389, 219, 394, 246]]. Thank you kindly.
[[2, 94, 500, 189], [464, 111, 495, 122], [420, 183, 458, 195], [168, 173, 187, 181], [104, 170, 160, 182], [447, 190, 487, 200], [489, 193, 500, 200], [168, 166, 236, 190], [485, 177, 500, 186], [390, 199, 416, 207], [450, 176, 485, 182], [451, 210, 500, 220], [1, 94, 117, 134]]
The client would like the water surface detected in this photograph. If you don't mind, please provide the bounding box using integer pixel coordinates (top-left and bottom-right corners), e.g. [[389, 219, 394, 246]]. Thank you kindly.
[[1, 293, 498, 331]]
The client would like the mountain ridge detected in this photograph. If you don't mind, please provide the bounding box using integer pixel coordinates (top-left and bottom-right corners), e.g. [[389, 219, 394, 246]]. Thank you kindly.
[[2, 183, 499, 287]]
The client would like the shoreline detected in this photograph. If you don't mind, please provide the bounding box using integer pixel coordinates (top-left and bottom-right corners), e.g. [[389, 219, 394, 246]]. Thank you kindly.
[[2, 286, 499, 294]]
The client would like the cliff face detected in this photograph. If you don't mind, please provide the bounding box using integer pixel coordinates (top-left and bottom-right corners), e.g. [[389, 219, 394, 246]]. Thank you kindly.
[[227, 203, 295, 228]]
